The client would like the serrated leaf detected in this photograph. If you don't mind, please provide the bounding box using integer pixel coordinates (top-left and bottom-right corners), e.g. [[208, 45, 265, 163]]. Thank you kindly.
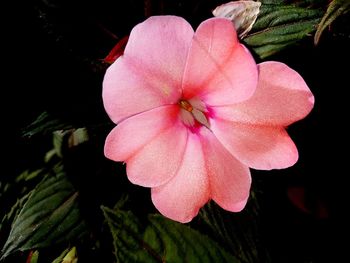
[[314, 0, 350, 44], [1, 169, 46, 233], [101, 206, 240, 263], [244, 3, 323, 58], [0, 192, 31, 232], [1, 165, 87, 259]]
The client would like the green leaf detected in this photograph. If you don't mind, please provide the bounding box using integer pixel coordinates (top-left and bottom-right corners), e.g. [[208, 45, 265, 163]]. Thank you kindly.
[[314, 0, 350, 44], [101, 206, 240, 263], [50, 128, 89, 159], [21, 111, 73, 138], [1, 165, 87, 259], [52, 248, 70, 263], [260, 0, 284, 4], [66, 128, 89, 148], [244, 2, 323, 58], [62, 247, 78, 263], [1, 169, 46, 232], [15, 169, 45, 183], [0, 192, 31, 232], [28, 250, 39, 263], [199, 191, 271, 263]]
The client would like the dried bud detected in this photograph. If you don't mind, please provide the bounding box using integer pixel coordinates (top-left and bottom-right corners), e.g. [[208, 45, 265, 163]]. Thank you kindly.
[[213, 1, 261, 38]]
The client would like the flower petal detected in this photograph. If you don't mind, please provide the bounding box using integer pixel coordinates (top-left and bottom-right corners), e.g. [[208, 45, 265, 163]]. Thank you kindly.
[[126, 122, 188, 188], [214, 62, 314, 126], [182, 18, 258, 105], [105, 105, 187, 187], [200, 128, 251, 212], [151, 133, 210, 223], [103, 16, 194, 123], [104, 105, 180, 162], [211, 120, 298, 170]]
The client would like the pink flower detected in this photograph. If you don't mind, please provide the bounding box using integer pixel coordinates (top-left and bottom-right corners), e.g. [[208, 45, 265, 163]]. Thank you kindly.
[[103, 16, 314, 223]]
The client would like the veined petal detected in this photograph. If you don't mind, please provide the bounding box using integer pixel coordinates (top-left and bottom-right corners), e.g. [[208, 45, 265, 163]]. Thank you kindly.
[[151, 133, 209, 223], [214, 62, 314, 126], [103, 16, 194, 123], [104, 105, 180, 162], [126, 121, 188, 188], [182, 18, 258, 105], [200, 128, 251, 212], [211, 120, 298, 170], [105, 105, 187, 188]]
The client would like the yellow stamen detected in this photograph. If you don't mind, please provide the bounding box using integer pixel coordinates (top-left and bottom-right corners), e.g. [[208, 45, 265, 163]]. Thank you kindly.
[[179, 100, 193, 112]]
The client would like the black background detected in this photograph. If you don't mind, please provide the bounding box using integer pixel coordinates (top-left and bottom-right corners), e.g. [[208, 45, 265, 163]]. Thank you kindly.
[[2, 0, 349, 262]]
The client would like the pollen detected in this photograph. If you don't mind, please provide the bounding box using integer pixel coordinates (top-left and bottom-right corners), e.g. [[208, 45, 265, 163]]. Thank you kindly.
[[178, 99, 210, 129], [179, 100, 193, 112]]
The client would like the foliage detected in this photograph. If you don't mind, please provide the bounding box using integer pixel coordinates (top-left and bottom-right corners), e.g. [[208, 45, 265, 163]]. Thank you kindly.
[[244, 1, 323, 58], [314, 0, 350, 44], [102, 205, 240, 263], [1, 164, 87, 259]]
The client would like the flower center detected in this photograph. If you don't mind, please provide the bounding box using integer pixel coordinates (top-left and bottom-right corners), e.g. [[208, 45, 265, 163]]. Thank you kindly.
[[179, 100, 193, 112], [178, 99, 210, 130]]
